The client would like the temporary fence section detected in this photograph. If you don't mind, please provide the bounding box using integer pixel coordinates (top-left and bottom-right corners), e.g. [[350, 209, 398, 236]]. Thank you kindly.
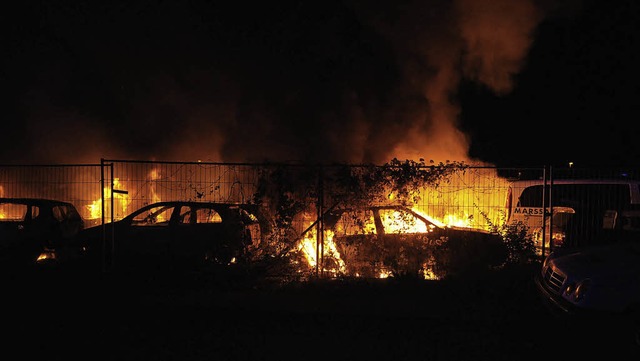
[[0, 161, 524, 232], [505, 166, 640, 256], [100, 160, 263, 222], [102, 160, 521, 276], [0, 164, 103, 225], [3, 160, 638, 278]]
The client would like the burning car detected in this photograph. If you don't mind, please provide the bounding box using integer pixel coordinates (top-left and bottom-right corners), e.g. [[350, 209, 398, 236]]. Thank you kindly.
[[0, 197, 85, 273], [77, 201, 270, 276], [325, 205, 508, 279]]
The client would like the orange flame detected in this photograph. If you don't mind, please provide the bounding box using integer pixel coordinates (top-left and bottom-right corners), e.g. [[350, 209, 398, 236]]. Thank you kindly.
[[296, 226, 346, 276], [86, 178, 130, 223]]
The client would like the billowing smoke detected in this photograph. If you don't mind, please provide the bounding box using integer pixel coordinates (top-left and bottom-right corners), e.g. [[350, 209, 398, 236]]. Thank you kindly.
[[346, 0, 545, 165], [5, 0, 558, 165]]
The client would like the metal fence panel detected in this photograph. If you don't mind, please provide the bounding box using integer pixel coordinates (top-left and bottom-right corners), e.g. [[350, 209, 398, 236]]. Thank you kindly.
[[0, 164, 103, 224], [103, 160, 263, 222], [4, 161, 639, 278]]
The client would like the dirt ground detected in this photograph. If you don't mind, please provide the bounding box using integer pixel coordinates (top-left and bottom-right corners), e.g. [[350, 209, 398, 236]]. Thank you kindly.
[[5, 263, 639, 361]]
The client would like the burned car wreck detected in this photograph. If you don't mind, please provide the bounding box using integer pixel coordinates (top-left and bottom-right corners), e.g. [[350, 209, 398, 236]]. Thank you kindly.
[[76, 201, 271, 276], [0, 197, 85, 273], [323, 205, 508, 279]]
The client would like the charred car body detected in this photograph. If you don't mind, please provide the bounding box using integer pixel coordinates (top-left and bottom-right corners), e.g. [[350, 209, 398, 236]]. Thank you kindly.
[[77, 201, 270, 276], [0, 197, 85, 273], [325, 205, 508, 279]]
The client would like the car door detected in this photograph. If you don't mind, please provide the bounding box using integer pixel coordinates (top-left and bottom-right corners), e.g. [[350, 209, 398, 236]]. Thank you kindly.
[[170, 204, 223, 266], [116, 204, 177, 269], [0, 202, 41, 267]]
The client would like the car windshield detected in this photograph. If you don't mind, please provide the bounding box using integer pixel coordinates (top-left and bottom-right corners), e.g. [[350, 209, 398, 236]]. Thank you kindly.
[[379, 208, 430, 234], [131, 205, 174, 225], [410, 208, 446, 228], [334, 209, 377, 236], [332, 207, 439, 236]]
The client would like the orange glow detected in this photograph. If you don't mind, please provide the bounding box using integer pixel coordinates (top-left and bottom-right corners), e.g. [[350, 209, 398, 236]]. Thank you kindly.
[[413, 171, 510, 231], [148, 168, 162, 205], [378, 170, 509, 232], [378, 270, 392, 278], [85, 169, 165, 223], [312, 169, 509, 279], [0, 186, 5, 218], [296, 226, 346, 275], [36, 248, 56, 262], [86, 178, 131, 223], [148, 168, 165, 221], [0, 203, 26, 220], [296, 207, 464, 279]]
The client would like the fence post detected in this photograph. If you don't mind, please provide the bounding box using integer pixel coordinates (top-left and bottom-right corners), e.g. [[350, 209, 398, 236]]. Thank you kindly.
[[315, 164, 325, 278]]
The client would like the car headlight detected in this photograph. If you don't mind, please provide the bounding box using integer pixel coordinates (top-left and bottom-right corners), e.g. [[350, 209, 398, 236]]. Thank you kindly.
[[563, 279, 591, 301], [574, 279, 591, 301], [564, 282, 575, 295]]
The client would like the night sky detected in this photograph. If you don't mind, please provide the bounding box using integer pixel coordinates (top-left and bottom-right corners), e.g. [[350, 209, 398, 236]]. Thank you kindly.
[[3, 0, 639, 168]]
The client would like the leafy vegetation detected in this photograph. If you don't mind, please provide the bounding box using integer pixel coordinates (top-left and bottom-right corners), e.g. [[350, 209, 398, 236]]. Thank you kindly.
[[482, 209, 537, 265], [241, 158, 526, 281]]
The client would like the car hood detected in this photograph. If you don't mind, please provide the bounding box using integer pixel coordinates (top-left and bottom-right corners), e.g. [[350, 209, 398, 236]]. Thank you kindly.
[[446, 225, 496, 234], [548, 242, 640, 281], [77, 222, 119, 240]]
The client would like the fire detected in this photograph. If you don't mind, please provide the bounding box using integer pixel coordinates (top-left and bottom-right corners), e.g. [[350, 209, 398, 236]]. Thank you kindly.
[[86, 178, 130, 222], [0, 202, 25, 220], [378, 209, 441, 280], [378, 270, 392, 278], [296, 226, 346, 275], [396, 170, 510, 232], [148, 168, 162, 205], [70, 164, 510, 280], [295, 208, 446, 279], [299, 170, 510, 280], [441, 214, 473, 227], [85, 169, 164, 223]]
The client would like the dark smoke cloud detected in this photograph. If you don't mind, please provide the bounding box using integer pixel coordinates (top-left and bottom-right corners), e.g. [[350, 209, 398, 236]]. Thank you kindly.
[[3, 0, 568, 165]]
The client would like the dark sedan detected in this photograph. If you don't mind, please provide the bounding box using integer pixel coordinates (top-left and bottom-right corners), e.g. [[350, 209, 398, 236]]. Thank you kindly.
[[77, 201, 269, 275], [535, 241, 640, 347]]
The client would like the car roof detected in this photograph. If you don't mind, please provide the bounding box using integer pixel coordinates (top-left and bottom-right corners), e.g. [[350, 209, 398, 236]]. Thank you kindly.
[[124, 201, 262, 216], [508, 178, 640, 186], [0, 197, 76, 207], [330, 204, 447, 227], [507, 178, 640, 206], [131, 201, 257, 208]]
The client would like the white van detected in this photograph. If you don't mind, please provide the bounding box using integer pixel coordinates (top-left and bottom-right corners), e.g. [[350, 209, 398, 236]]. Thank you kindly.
[[505, 178, 640, 254]]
